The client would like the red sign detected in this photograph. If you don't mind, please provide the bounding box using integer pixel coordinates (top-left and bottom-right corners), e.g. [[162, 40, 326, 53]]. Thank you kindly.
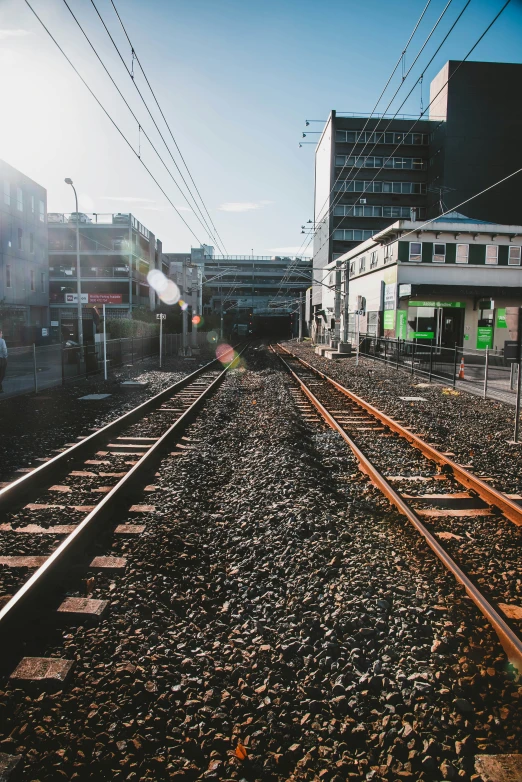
[[88, 294, 123, 304]]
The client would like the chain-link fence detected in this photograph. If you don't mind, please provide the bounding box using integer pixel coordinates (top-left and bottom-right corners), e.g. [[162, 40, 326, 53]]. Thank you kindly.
[[0, 331, 214, 400], [345, 333, 517, 403]]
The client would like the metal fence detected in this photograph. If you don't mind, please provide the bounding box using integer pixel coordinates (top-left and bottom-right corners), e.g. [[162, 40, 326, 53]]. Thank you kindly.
[[0, 332, 213, 400], [338, 333, 518, 403]]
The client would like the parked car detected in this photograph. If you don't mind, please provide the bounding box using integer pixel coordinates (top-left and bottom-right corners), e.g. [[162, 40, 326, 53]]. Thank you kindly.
[[68, 213, 92, 224], [112, 213, 130, 224]]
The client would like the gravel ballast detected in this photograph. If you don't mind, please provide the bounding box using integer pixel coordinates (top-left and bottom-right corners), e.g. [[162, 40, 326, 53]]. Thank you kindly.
[[0, 353, 215, 484], [0, 346, 520, 781], [283, 342, 522, 496]]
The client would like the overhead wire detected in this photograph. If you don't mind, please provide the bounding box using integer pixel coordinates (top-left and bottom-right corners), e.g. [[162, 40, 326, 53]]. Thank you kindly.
[[109, 0, 228, 255], [23, 0, 205, 246], [88, 0, 227, 254], [59, 0, 225, 252], [297, 0, 511, 288]]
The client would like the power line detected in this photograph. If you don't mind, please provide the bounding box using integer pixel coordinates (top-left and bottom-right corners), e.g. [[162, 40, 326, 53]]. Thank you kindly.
[[303, 0, 511, 285], [24, 0, 204, 246], [109, 0, 227, 255], [59, 0, 224, 252], [88, 0, 227, 255]]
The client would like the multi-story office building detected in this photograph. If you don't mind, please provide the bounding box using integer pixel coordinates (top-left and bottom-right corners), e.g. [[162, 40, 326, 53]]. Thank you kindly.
[[312, 60, 522, 312], [48, 212, 168, 340], [0, 160, 49, 344]]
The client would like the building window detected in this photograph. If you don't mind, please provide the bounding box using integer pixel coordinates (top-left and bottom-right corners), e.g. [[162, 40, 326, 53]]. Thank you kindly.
[[39, 200, 45, 222], [486, 245, 498, 265], [16, 187, 23, 212], [349, 261, 355, 276], [3, 181, 10, 206], [370, 251, 378, 269], [508, 246, 521, 266], [456, 244, 469, 263], [433, 243, 446, 263], [30, 232, 34, 253], [333, 229, 378, 242], [31, 195, 35, 214], [41, 272, 45, 292], [335, 180, 426, 195], [335, 155, 425, 170], [30, 270, 35, 291], [17, 227, 23, 251], [6, 265, 11, 288], [409, 242, 421, 262], [335, 130, 428, 145], [359, 256, 366, 273]]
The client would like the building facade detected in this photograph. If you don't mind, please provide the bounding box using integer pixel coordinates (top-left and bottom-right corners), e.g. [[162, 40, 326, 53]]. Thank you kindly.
[[0, 160, 48, 344], [312, 60, 522, 311], [320, 213, 522, 352], [48, 212, 167, 341]]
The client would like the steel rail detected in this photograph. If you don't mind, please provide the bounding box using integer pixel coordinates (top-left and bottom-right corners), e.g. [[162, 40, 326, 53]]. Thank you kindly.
[[0, 354, 224, 512], [277, 344, 522, 528], [0, 345, 244, 650], [272, 346, 522, 674]]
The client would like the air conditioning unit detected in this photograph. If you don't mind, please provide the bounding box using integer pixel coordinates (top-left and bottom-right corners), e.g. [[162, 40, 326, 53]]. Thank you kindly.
[[360, 198, 367, 204]]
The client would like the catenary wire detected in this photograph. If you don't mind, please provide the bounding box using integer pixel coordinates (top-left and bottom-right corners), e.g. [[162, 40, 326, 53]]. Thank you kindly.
[[294, 0, 512, 295], [23, 0, 205, 246], [109, 0, 228, 255], [88, 0, 227, 254], [59, 0, 226, 253]]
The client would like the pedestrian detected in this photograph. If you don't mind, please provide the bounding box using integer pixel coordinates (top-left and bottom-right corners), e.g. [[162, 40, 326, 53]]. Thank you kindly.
[[0, 329, 7, 393]]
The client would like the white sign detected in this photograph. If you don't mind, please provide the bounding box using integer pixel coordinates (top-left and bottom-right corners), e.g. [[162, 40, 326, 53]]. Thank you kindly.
[[51, 321, 59, 327], [65, 293, 88, 304], [41, 328, 49, 336], [384, 283, 396, 311], [399, 284, 412, 298], [156, 313, 166, 320]]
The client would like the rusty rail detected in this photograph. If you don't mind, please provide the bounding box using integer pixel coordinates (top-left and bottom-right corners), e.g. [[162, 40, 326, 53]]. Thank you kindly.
[[273, 345, 522, 674]]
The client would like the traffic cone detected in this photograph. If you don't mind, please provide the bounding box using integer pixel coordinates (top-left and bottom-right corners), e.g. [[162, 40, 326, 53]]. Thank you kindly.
[[458, 357, 465, 380]]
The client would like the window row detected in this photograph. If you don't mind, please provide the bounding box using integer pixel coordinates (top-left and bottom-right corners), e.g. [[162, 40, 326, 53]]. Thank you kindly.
[[334, 205, 425, 219], [408, 242, 522, 265], [334, 180, 426, 195], [335, 155, 425, 170], [5, 227, 36, 253], [3, 181, 45, 221], [335, 130, 428, 146], [333, 229, 379, 242], [5, 265, 45, 292]]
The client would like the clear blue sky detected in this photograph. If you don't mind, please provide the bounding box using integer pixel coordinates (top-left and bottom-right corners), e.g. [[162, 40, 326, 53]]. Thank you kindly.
[[0, 0, 521, 255]]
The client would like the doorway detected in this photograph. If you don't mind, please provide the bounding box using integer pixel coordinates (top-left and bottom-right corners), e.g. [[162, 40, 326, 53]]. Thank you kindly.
[[439, 307, 464, 348]]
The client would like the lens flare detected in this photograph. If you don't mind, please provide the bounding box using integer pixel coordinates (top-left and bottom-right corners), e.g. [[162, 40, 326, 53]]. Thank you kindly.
[[147, 270, 180, 304], [207, 331, 218, 343], [216, 343, 234, 364], [192, 315, 201, 325], [179, 299, 189, 311]]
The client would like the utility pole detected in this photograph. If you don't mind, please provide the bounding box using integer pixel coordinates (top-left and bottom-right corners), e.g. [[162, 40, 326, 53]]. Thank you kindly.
[[182, 258, 188, 355], [64, 178, 83, 346], [333, 262, 341, 344], [298, 292, 303, 341], [342, 263, 349, 344], [156, 313, 165, 368]]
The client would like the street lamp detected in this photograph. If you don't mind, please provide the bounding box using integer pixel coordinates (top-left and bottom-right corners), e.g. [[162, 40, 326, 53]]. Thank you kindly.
[[64, 178, 83, 346]]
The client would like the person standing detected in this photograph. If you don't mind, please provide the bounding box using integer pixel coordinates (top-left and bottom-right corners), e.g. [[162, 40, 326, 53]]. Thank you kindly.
[[0, 329, 7, 393]]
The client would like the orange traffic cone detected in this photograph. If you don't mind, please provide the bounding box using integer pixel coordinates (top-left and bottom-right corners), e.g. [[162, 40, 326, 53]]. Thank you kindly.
[[458, 357, 465, 380]]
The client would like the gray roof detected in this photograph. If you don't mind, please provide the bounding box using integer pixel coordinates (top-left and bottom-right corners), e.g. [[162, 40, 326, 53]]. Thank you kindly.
[[433, 211, 492, 224]]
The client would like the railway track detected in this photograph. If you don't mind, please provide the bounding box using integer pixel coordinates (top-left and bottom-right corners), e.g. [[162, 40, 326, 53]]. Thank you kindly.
[[0, 346, 242, 675], [273, 343, 522, 674]]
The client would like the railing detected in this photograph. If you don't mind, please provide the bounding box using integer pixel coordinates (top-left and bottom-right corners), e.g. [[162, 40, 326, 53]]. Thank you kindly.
[[336, 333, 518, 403], [0, 332, 213, 400]]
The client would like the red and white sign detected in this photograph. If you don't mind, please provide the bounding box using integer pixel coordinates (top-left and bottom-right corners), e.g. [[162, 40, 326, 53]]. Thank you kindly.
[[88, 293, 123, 304], [64, 293, 123, 304]]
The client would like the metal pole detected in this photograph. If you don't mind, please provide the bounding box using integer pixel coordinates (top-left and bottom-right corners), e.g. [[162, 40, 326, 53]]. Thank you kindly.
[[159, 316, 163, 369], [483, 345, 489, 400], [384, 337, 387, 365], [411, 341, 415, 376], [67, 183, 83, 346], [453, 343, 458, 389], [33, 343, 38, 394], [182, 259, 188, 355], [103, 303, 107, 381], [514, 308, 522, 442], [429, 341, 433, 381], [342, 264, 349, 344], [355, 312, 359, 367], [396, 339, 400, 370], [220, 308, 224, 340], [298, 293, 303, 341]]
